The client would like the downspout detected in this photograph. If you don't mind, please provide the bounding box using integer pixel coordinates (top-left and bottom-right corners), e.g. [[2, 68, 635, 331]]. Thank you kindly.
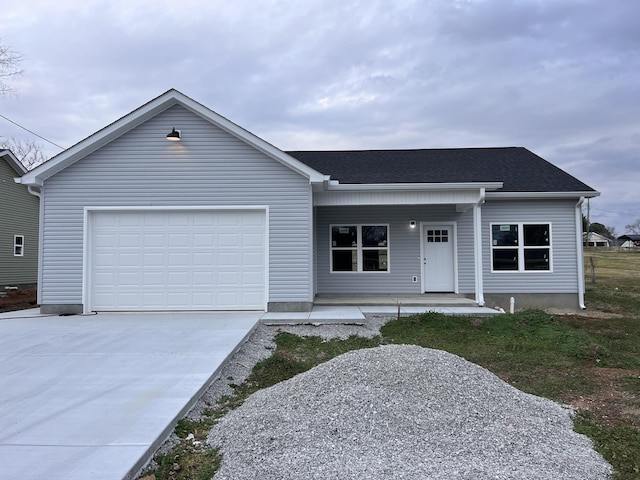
[[24, 184, 44, 306], [473, 189, 486, 306], [27, 185, 41, 198], [575, 197, 587, 309]]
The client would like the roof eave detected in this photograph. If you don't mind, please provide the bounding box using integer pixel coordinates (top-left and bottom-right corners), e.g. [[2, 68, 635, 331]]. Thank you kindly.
[[1, 149, 26, 175], [324, 181, 504, 191], [487, 191, 600, 199]]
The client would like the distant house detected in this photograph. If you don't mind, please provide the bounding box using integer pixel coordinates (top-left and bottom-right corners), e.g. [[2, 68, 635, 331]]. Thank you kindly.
[[18, 89, 600, 314], [0, 150, 39, 291], [583, 232, 611, 247], [618, 234, 640, 249]]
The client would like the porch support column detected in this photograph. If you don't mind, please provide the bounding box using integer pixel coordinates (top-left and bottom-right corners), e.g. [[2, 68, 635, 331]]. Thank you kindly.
[[575, 197, 586, 309], [473, 189, 485, 306]]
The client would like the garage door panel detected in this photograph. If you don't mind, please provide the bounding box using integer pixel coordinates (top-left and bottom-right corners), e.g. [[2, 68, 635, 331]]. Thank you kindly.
[[143, 272, 163, 286], [242, 271, 264, 285], [193, 233, 215, 247], [120, 213, 144, 227], [193, 252, 215, 265], [94, 253, 116, 267], [143, 253, 164, 267], [119, 253, 141, 267], [118, 272, 141, 286], [243, 233, 265, 247], [143, 233, 165, 247], [141, 292, 163, 308], [193, 271, 214, 286], [89, 210, 266, 311], [94, 233, 116, 247], [219, 233, 239, 247], [168, 252, 189, 266]]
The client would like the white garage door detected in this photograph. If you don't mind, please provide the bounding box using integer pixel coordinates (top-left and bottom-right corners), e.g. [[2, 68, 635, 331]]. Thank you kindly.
[[88, 209, 266, 311]]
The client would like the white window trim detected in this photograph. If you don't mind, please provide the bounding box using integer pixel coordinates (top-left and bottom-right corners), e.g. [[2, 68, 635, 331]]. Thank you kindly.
[[330, 224, 390, 273], [14, 235, 24, 257], [490, 222, 553, 273]]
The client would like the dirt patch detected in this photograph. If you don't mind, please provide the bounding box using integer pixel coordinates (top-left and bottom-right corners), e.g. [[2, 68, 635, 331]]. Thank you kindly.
[[547, 308, 624, 320], [562, 366, 640, 428], [0, 289, 38, 313]]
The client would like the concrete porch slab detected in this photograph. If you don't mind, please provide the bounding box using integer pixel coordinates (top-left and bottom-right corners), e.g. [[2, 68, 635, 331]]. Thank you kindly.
[[261, 305, 501, 324], [312, 293, 479, 307]]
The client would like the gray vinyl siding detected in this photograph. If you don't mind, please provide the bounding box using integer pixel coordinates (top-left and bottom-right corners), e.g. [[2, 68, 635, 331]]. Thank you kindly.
[[315, 205, 475, 294], [481, 199, 579, 293], [0, 159, 39, 286], [40, 105, 312, 306]]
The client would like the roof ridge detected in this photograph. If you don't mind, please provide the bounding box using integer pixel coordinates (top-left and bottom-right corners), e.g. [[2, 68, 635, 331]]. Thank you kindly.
[[286, 146, 522, 153]]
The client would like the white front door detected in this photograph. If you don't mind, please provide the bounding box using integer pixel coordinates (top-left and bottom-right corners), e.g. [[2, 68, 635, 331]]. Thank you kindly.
[[422, 224, 456, 292]]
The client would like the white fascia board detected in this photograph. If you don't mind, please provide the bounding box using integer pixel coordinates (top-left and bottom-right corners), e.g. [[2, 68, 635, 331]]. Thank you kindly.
[[183, 103, 326, 183], [486, 191, 600, 200], [1, 149, 26, 175], [325, 181, 504, 191], [173, 92, 326, 183], [19, 89, 326, 187], [19, 93, 179, 187]]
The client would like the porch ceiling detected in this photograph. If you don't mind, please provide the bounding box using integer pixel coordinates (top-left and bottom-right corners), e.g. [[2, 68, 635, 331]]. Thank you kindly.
[[313, 294, 478, 307]]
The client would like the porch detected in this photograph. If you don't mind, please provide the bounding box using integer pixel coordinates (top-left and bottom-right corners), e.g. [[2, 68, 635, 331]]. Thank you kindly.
[[261, 294, 500, 324], [312, 293, 479, 307]]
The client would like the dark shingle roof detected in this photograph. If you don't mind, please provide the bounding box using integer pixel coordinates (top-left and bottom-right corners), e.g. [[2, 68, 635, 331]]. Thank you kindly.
[[287, 147, 596, 193]]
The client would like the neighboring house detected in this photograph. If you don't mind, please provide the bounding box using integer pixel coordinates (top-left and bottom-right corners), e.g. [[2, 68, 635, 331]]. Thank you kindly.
[[18, 90, 599, 314], [583, 232, 611, 247], [618, 234, 640, 249], [0, 149, 39, 291]]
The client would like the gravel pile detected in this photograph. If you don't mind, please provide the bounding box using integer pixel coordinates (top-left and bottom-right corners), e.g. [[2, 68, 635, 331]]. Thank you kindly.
[[207, 344, 612, 480]]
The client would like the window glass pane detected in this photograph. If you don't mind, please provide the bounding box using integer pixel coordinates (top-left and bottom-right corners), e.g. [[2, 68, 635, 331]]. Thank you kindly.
[[492, 224, 518, 246], [362, 226, 387, 247], [427, 229, 448, 243], [363, 250, 388, 271], [493, 249, 518, 270], [332, 226, 357, 247], [332, 250, 357, 271], [524, 249, 550, 270], [524, 225, 549, 246], [15, 236, 23, 246]]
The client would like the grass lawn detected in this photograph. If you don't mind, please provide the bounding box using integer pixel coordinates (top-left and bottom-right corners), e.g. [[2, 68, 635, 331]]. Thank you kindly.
[[142, 248, 640, 480]]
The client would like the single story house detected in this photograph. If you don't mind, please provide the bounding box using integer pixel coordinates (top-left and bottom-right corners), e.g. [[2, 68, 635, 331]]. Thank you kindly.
[[1, 149, 39, 291], [18, 90, 599, 314], [618, 234, 640, 249], [583, 232, 611, 247]]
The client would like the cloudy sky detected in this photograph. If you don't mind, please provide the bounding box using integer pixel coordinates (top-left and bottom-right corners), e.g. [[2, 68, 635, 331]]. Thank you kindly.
[[1, 0, 638, 234]]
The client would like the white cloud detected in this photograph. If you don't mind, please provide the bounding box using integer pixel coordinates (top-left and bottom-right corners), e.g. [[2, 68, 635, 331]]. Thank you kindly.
[[1, 0, 638, 232]]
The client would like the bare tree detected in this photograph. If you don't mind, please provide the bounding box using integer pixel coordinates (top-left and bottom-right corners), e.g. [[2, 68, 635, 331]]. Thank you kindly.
[[0, 41, 23, 96], [625, 219, 640, 235], [0, 137, 48, 169]]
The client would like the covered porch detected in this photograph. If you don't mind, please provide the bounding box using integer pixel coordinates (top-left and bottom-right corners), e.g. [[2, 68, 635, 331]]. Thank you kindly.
[[312, 293, 479, 307], [261, 294, 500, 324]]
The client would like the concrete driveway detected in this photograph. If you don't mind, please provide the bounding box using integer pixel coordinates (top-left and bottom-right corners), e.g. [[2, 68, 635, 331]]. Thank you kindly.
[[0, 310, 260, 480]]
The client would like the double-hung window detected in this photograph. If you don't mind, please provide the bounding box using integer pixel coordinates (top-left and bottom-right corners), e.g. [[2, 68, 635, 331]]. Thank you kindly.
[[491, 223, 551, 272], [331, 225, 389, 272], [14, 235, 24, 257]]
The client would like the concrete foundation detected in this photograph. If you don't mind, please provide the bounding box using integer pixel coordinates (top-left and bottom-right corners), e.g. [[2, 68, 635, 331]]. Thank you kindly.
[[267, 302, 314, 312], [480, 293, 582, 312], [40, 304, 84, 315]]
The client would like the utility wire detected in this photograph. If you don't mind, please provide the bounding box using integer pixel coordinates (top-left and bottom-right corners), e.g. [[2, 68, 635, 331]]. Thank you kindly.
[[0, 112, 65, 150]]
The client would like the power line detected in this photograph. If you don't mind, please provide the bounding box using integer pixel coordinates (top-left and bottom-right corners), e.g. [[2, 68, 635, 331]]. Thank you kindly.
[[0, 112, 65, 150]]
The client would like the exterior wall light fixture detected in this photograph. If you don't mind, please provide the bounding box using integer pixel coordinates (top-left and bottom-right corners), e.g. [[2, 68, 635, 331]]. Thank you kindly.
[[410, 220, 416, 229], [166, 127, 181, 141]]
